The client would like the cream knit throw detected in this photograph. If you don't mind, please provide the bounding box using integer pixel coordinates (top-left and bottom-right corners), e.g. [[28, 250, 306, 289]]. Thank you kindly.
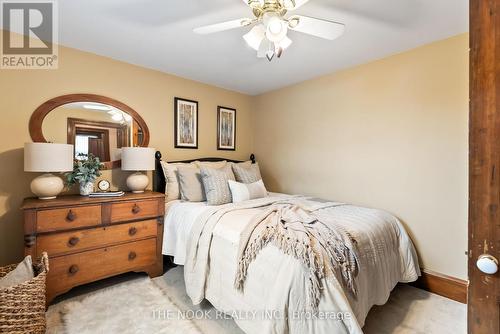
[[234, 199, 359, 310]]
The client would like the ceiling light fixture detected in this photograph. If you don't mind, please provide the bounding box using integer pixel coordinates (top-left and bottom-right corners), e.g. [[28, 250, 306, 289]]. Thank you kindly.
[[123, 113, 132, 122], [83, 104, 111, 111], [243, 25, 266, 50], [243, 17, 292, 60], [194, 0, 345, 62], [111, 113, 123, 122], [107, 108, 132, 123]]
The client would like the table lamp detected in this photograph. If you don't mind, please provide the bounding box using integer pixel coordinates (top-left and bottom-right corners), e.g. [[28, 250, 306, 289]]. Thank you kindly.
[[24, 143, 74, 200], [121, 147, 155, 193]]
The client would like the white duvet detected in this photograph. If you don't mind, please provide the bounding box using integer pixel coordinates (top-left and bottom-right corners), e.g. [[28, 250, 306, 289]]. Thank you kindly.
[[162, 194, 420, 334]]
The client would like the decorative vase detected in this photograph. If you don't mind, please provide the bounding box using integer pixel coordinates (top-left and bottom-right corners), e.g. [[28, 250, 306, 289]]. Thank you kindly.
[[79, 182, 94, 196]]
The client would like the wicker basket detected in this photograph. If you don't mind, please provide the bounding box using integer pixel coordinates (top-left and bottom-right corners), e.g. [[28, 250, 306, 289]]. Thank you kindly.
[[0, 252, 49, 334]]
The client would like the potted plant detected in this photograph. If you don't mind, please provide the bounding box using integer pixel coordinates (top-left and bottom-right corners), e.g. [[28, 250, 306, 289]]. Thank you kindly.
[[65, 153, 103, 196]]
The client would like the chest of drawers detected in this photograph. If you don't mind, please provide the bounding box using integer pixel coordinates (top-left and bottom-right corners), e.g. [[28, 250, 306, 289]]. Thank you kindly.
[[22, 191, 165, 304]]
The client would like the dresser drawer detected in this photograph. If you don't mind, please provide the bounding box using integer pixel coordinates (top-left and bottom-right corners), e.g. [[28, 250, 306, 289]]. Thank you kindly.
[[110, 200, 159, 223], [47, 238, 157, 294], [37, 219, 158, 257], [37, 205, 101, 232]]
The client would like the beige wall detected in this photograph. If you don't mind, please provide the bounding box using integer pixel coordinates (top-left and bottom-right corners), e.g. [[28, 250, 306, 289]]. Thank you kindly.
[[0, 32, 254, 265], [0, 32, 469, 280], [253, 34, 469, 279]]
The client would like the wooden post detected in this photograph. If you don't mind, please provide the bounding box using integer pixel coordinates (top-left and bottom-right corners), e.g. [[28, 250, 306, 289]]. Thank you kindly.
[[468, 1, 500, 333]]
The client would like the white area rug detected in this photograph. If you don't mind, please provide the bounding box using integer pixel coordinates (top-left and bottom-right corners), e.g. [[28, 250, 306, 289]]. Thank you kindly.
[[154, 267, 466, 334], [46, 277, 202, 334], [47, 267, 466, 334]]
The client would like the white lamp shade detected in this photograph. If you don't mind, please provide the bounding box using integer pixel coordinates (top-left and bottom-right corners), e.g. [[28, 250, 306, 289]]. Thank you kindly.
[[24, 143, 74, 172], [121, 147, 156, 171], [244, 25, 265, 51]]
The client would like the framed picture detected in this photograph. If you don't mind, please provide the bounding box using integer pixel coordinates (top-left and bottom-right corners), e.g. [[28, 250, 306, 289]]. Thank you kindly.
[[217, 106, 236, 151], [174, 97, 198, 149]]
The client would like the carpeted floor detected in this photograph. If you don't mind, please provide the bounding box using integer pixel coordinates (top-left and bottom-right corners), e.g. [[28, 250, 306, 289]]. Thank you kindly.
[[47, 266, 466, 334]]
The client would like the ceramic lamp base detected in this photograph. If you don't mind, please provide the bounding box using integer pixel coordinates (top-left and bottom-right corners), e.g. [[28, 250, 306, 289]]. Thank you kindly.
[[30, 173, 64, 200], [126, 172, 149, 193]]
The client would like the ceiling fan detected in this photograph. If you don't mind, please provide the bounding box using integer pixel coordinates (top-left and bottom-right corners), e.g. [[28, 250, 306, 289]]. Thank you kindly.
[[193, 0, 345, 61]]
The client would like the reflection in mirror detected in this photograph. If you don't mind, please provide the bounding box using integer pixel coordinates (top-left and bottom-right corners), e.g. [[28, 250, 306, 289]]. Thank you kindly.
[[42, 102, 144, 164]]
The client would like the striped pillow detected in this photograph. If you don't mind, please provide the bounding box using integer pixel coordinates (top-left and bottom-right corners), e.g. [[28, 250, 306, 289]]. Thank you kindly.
[[200, 165, 235, 205], [232, 162, 262, 184]]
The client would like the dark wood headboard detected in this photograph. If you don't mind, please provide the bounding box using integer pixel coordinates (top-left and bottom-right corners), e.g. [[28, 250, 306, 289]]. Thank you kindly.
[[153, 151, 256, 194]]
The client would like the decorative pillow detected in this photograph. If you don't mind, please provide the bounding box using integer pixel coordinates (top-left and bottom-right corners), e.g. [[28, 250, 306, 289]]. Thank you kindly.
[[160, 161, 197, 202], [232, 160, 252, 168], [200, 165, 235, 205], [195, 160, 227, 169], [0, 255, 34, 288], [177, 166, 206, 202], [232, 162, 262, 184], [228, 179, 268, 203]]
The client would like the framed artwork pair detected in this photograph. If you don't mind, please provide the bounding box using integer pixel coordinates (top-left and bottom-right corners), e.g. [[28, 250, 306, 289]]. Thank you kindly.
[[174, 97, 236, 151]]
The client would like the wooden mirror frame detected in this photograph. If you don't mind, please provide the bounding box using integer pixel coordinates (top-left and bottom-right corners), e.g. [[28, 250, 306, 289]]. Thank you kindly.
[[29, 94, 150, 169]]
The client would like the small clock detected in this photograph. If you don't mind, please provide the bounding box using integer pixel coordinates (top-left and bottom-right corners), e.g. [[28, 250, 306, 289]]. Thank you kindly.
[[97, 180, 111, 192]]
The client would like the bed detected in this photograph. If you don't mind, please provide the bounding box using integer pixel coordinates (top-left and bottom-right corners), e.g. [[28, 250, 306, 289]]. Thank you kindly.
[[153, 152, 421, 334]]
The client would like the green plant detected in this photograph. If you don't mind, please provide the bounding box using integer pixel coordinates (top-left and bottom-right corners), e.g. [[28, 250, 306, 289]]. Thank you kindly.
[[65, 153, 103, 186]]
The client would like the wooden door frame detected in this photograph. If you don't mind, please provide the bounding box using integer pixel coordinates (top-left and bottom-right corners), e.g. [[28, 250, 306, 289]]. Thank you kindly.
[[67, 117, 128, 169], [76, 127, 111, 162], [468, 1, 500, 333]]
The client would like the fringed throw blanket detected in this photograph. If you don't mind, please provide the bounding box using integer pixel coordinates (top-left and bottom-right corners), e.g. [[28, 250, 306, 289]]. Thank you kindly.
[[234, 199, 359, 310]]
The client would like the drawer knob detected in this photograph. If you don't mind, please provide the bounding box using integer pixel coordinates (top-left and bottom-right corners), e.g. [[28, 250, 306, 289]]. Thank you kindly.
[[68, 265, 79, 275], [128, 227, 138, 236], [132, 204, 141, 214], [66, 210, 76, 222], [128, 251, 137, 261], [68, 237, 80, 247]]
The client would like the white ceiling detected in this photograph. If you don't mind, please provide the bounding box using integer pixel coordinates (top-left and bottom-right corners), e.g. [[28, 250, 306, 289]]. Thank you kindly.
[[55, 0, 468, 95]]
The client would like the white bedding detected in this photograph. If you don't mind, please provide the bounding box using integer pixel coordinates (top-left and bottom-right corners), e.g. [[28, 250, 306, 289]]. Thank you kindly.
[[162, 195, 420, 334], [163, 193, 290, 264], [163, 200, 209, 265]]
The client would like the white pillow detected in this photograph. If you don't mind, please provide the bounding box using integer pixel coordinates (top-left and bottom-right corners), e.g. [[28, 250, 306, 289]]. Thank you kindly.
[[228, 179, 268, 203]]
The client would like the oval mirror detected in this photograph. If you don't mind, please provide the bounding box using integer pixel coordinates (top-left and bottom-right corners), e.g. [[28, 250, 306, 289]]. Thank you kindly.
[[29, 94, 150, 169]]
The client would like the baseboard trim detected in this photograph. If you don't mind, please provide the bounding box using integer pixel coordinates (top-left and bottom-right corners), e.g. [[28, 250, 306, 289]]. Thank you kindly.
[[410, 269, 468, 304]]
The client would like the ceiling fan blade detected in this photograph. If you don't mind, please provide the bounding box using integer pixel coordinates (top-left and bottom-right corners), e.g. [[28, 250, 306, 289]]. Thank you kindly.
[[288, 15, 345, 40], [194, 18, 253, 35]]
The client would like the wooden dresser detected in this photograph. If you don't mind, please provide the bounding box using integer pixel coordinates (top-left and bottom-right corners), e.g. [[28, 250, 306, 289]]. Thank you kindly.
[[22, 191, 165, 304]]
